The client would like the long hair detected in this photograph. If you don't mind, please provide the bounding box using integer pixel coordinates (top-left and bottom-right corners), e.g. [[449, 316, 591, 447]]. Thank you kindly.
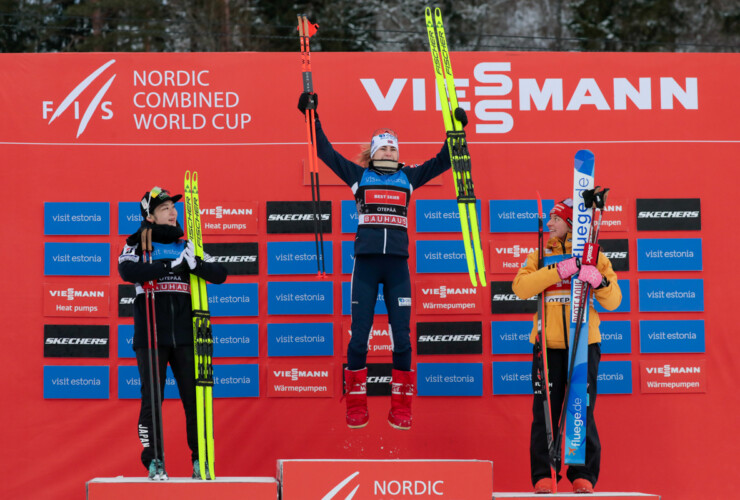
[[356, 144, 372, 168]]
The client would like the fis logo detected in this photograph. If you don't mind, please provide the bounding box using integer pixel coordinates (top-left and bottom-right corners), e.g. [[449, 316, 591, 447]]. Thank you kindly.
[[646, 364, 702, 378], [323, 472, 361, 500], [42, 59, 116, 137], [49, 288, 105, 301]]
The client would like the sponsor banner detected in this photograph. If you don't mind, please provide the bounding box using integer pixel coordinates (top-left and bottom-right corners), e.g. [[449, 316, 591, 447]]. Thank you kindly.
[[489, 234, 537, 274], [213, 323, 259, 357], [416, 240, 471, 274], [638, 279, 704, 312], [44, 242, 110, 276], [594, 279, 631, 313], [341, 240, 355, 274], [639, 320, 705, 353], [117, 324, 135, 358], [341, 200, 359, 234], [599, 197, 631, 232], [267, 241, 333, 275], [636, 198, 701, 231], [266, 201, 331, 234], [417, 363, 483, 396], [599, 238, 629, 272], [203, 242, 258, 275], [489, 199, 554, 233], [416, 321, 483, 355], [118, 201, 184, 235], [200, 201, 258, 234], [416, 279, 483, 315], [491, 321, 533, 354], [637, 238, 702, 271], [341, 318, 393, 357], [278, 459, 493, 500], [342, 282, 387, 315], [598, 360, 633, 394], [207, 283, 259, 316], [267, 322, 334, 357], [490, 280, 537, 314], [267, 362, 333, 398], [600, 320, 632, 354], [118, 365, 180, 399], [268, 281, 333, 315], [212, 364, 260, 398], [44, 324, 109, 358], [117, 284, 135, 317], [44, 366, 109, 399], [415, 199, 482, 233], [492, 361, 532, 395], [43, 282, 109, 317], [640, 359, 706, 393], [44, 202, 109, 235], [342, 363, 393, 396]]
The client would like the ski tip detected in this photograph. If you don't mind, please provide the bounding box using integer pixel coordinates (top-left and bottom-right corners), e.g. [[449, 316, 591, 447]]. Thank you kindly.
[[574, 149, 595, 174]]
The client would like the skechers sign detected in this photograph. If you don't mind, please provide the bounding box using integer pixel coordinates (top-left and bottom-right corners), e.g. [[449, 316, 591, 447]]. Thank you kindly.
[[416, 322, 483, 355], [600, 238, 629, 272], [416, 199, 482, 233], [637, 238, 702, 271], [44, 242, 109, 276], [640, 320, 705, 353], [416, 240, 472, 274], [43, 282, 109, 317], [207, 283, 259, 316], [489, 199, 554, 233], [491, 281, 537, 314], [44, 202, 109, 235], [267, 322, 333, 356], [44, 324, 109, 358], [266, 201, 331, 234], [416, 280, 483, 315], [200, 201, 258, 234], [343, 363, 393, 396], [636, 198, 701, 231], [417, 363, 483, 396], [639, 279, 704, 312], [203, 242, 258, 275], [118, 284, 135, 317], [267, 241, 333, 275], [268, 281, 333, 315]]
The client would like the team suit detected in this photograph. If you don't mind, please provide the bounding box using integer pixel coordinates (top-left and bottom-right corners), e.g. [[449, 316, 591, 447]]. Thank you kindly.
[[512, 232, 621, 490], [315, 118, 451, 371], [118, 222, 227, 471]]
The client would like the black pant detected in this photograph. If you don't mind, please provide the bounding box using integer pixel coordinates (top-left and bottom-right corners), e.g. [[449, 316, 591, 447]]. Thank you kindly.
[[135, 345, 198, 469], [530, 343, 601, 486]]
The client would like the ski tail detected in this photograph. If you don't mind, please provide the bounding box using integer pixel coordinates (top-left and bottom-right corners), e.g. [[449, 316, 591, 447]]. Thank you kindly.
[[425, 7, 486, 287]]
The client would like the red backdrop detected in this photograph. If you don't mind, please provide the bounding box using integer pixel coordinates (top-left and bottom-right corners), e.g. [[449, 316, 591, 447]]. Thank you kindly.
[[1, 52, 737, 499]]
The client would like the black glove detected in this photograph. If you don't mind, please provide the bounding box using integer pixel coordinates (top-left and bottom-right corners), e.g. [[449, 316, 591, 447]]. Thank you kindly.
[[298, 92, 318, 114], [454, 107, 468, 128]]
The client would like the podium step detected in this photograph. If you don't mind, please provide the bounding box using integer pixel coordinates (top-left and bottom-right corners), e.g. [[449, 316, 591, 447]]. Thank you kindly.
[[278, 459, 493, 500], [493, 493, 660, 499], [86, 477, 278, 500]]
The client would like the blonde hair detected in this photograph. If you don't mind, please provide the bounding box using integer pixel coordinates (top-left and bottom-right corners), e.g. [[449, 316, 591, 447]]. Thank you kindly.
[[356, 144, 372, 168]]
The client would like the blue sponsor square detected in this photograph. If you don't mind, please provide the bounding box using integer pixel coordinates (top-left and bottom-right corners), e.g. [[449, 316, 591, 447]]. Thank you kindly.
[[341, 241, 355, 274], [207, 283, 258, 317], [213, 364, 259, 397], [597, 361, 632, 394], [492, 361, 532, 395], [44, 242, 110, 276], [118, 365, 179, 399], [600, 320, 631, 354], [638, 279, 704, 312], [341, 200, 359, 233], [639, 320, 705, 353], [267, 241, 333, 275], [416, 199, 482, 233], [489, 199, 554, 233], [44, 202, 109, 235], [417, 363, 483, 396], [491, 321, 533, 354], [118, 201, 184, 235], [594, 279, 631, 313], [341, 282, 387, 315], [267, 323, 334, 357], [637, 238, 703, 271], [213, 324, 259, 357], [416, 240, 473, 274], [117, 324, 135, 358], [44, 366, 110, 399], [268, 281, 333, 315]]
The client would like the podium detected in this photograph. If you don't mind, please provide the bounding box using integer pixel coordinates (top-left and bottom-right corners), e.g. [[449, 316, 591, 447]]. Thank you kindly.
[[86, 477, 277, 500]]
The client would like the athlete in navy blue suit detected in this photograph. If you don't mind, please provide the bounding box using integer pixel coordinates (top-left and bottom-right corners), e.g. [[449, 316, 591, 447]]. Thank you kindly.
[[298, 92, 464, 430]]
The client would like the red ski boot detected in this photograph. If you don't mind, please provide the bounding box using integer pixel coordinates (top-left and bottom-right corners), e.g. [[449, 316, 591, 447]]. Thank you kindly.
[[343, 368, 369, 428], [388, 369, 414, 430]]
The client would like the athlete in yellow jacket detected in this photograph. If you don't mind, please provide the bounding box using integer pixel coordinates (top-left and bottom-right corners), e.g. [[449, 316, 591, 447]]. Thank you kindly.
[[512, 199, 621, 494]]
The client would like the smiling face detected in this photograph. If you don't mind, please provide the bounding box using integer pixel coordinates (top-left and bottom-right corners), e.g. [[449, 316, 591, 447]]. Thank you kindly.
[[371, 144, 399, 161], [146, 200, 177, 226], [547, 213, 570, 240]]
